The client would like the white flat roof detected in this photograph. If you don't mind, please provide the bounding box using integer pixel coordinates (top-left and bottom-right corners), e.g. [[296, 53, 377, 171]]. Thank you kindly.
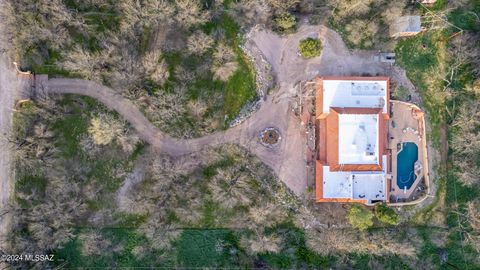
[[322, 79, 388, 113], [322, 168, 352, 199], [338, 114, 379, 164], [322, 156, 387, 203], [352, 174, 386, 201]]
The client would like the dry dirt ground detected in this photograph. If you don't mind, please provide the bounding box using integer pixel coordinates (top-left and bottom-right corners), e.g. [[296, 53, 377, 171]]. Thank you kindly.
[[34, 23, 430, 200], [0, 44, 16, 255], [0, 0, 32, 254]]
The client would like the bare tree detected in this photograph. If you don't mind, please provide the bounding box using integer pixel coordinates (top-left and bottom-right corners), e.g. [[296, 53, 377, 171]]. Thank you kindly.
[[88, 113, 125, 145], [451, 99, 480, 186], [306, 227, 421, 256], [78, 231, 112, 256], [240, 230, 282, 254], [231, 0, 272, 28], [142, 51, 170, 86], [266, 0, 300, 12], [212, 62, 238, 81], [248, 202, 288, 228], [187, 31, 215, 55], [174, 0, 210, 28]]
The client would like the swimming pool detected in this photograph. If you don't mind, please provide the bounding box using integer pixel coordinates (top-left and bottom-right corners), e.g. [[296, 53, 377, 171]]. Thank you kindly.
[[397, 142, 418, 190]]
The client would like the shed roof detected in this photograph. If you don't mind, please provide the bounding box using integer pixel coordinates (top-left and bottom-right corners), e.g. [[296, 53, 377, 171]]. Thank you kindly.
[[390, 16, 421, 35]]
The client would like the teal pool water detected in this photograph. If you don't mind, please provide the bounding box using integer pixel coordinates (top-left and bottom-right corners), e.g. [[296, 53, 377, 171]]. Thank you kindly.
[[397, 142, 418, 190]]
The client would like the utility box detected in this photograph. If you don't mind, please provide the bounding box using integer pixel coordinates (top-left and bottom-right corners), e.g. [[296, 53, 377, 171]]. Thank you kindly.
[[375, 52, 396, 63]]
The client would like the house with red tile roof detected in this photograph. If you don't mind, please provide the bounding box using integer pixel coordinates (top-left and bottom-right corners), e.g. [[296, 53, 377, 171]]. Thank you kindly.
[[315, 77, 391, 205]]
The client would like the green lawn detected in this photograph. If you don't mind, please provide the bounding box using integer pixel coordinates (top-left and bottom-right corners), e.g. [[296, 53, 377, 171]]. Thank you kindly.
[[220, 14, 257, 121], [56, 228, 165, 268], [224, 57, 257, 120], [175, 229, 242, 268]]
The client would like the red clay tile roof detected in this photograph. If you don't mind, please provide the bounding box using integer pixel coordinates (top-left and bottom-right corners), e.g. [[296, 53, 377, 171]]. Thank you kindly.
[[315, 76, 390, 203]]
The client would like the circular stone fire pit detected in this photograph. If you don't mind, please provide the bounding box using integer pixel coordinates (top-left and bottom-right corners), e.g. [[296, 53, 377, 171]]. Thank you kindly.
[[259, 127, 281, 147]]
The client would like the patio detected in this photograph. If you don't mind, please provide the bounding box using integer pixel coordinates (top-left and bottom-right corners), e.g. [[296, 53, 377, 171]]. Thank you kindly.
[[388, 101, 429, 203]]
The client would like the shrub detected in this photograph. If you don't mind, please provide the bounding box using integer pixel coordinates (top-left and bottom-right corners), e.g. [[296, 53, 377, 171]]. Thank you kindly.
[[187, 31, 214, 55], [299, 38, 322, 59], [347, 205, 373, 231], [240, 231, 281, 255], [78, 231, 112, 256], [266, 0, 299, 11], [375, 204, 399, 225], [212, 62, 238, 81], [211, 43, 238, 81], [141, 51, 169, 86], [88, 113, 124, 145], [175, 0, 210, 28], [393, 85, 410, 101], [273, 13, 296, 33]]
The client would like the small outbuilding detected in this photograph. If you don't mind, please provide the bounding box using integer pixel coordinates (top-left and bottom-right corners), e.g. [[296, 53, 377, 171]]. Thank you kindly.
[[389, 16, 422, 38], [421, 0, 437, 4]]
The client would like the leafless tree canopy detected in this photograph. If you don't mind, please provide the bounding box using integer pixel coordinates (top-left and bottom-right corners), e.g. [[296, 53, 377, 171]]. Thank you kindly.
[[7, 95, 140, 263], [451, 98, 480, 186]]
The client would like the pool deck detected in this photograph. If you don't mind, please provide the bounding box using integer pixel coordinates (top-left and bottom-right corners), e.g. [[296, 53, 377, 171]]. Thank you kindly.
[[388, 101, 429, 203]]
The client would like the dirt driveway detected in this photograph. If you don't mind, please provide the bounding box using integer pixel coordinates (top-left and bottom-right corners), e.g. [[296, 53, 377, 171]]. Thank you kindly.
[[39, 76, 308, 195], [37, 23, 425, 198], [0, 0, 31, 253], [225, 23, 425, 195], [0, 50, 16, 254]]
